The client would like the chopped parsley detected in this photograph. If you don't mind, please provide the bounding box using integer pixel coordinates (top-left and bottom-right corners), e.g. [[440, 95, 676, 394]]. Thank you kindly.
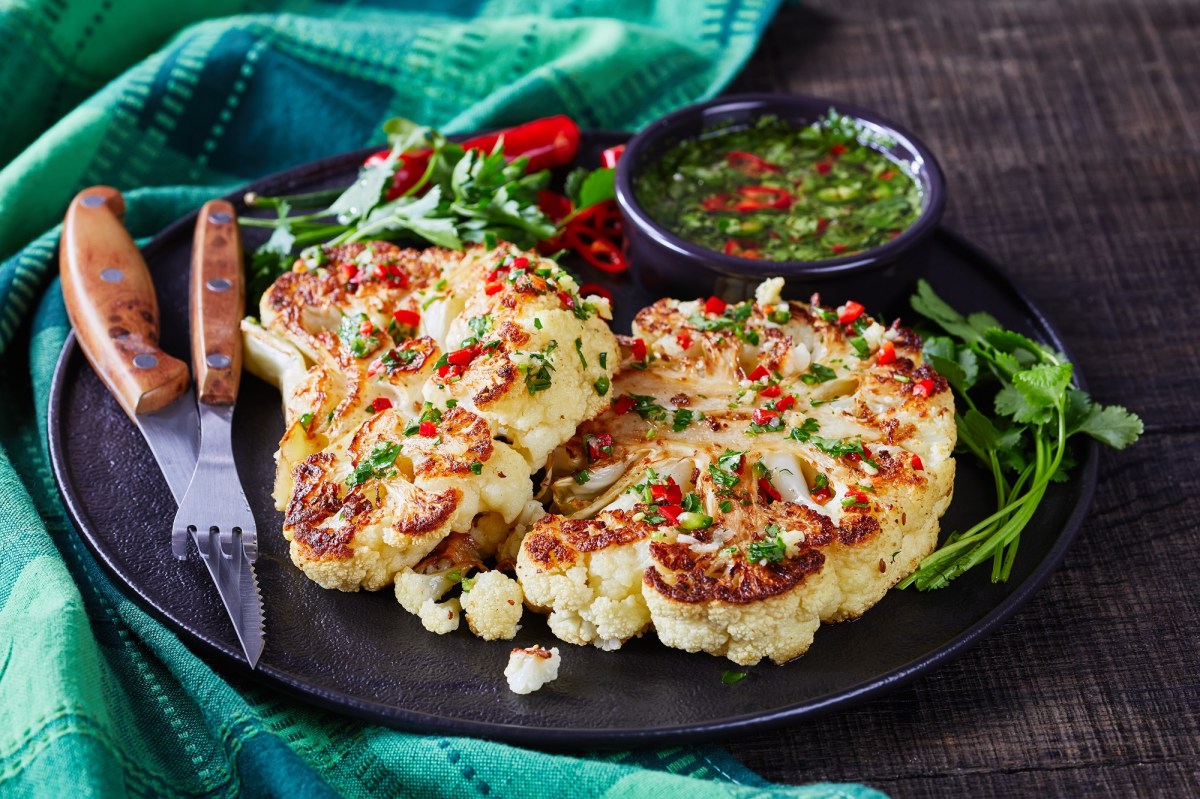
[[467, 315, 492, 340], [574, 469, 591, 485], [708, 449, 744, 490], [523, 341, 557, 395], [593, 376, 610, 396], [299, 412, 313, 428], [533, 317, 543, 330], [346, 440, 401, 487], [672, 409, 694, 432], [404, 403, 442, 436], [788, 417, 821, 442], [574, 337, 587, 368], [469, 461, 483, 475], [626, 394, 668, 422], [800, 362, 837, 385], [599, 352, 608, 369], [747, 524, 786, 563], [719, 500, 733, 513], [338, 313, 380, 359]]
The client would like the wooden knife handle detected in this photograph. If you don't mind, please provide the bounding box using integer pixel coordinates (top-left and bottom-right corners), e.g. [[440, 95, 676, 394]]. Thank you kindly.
[[60, 186, 190, 418], [189, 200, 245, 406]]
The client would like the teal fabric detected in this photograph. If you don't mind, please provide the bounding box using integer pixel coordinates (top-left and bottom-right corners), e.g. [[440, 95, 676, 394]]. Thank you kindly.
[[0, 2, 889, 796]]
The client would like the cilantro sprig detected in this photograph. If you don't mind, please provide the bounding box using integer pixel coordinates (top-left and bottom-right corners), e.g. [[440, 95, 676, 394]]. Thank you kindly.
[[899, 281, 1142, 590]]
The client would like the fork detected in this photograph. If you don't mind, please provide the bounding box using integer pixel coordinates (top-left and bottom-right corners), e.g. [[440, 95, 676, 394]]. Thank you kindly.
[[171, 200, 265, 667]]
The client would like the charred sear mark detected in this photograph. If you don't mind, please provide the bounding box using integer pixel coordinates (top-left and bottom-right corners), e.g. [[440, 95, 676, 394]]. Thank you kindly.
[[644, 546, 824, 604]]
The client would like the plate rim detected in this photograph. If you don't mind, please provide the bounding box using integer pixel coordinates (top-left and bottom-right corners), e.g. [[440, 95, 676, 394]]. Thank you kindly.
[[46, 137, 1100, 748]]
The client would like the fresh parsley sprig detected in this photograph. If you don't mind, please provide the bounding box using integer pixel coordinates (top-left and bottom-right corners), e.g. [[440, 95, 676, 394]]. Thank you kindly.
[[898, 280, 1142, 590]]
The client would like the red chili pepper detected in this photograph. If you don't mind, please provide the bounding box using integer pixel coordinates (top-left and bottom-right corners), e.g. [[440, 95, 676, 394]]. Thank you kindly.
[[630, 338, 648, 361], [774, 395, 796, 413], [912, 378, 935, 398], [484, 282, 503, 296], [537, 190, 574, 222], [877, 339, 896, 365], [758, 477, 782, 502], [600, 144, 625, 169], [342, 263, 360, 282], [831, 243, 848, 254], [911, 454, 924, 471], [558, 291, 575, 310], [461, 115, 581, 173], [704, 295, 727, 315], [367, 116, 581, 199], [760, 384, 781, 398], [811, 486, 833, 505], [734, 185, 793, 211], [586, 433, 615, 461], [830, 144, 848, 156], [371, 397, 392, 412], [393, 309, 420, 328], [436, 363, 464, 380], [419, 420, 437, 437], [723, 238, 762, 259], [752, 407, 779, 426], [572, 229, 628, 273], [879, 169, 895, 182], [815, 162, 832, 175], [613, 395, 636, 415], [359, 320, 374, 336], [676, 331, 693, 350], [845, 452, 862, 464], [816, 217, 830, 234], [447, 346, 481, 367], [511, 256, 529, 269], [862, 444, 873, 460], [730, 454, 745, 474], [701, 193, 737, 212], [650, 478, 683, 507], [577, 283, 614, 305], [657, 504, 683, 525], [748, 364, 770, 382], [726, 150, 781, 176], [838, 301, 865, 325]]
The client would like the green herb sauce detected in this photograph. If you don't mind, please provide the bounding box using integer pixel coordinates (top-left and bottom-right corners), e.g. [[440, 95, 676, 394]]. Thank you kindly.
[[635, 111, 923, 261]]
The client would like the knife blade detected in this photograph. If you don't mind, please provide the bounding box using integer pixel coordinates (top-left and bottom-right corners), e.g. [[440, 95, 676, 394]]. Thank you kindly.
[[174, 199, 266, 668], [59, 187, 200, 507]]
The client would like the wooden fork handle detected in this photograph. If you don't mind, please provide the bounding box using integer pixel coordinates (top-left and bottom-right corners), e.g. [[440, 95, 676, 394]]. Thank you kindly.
[[60, 186, 190, 418], [189, 199, 245, 406]]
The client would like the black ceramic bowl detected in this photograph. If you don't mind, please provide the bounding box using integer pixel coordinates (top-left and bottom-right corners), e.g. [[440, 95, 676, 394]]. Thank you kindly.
[[615, 94, 946, 312]]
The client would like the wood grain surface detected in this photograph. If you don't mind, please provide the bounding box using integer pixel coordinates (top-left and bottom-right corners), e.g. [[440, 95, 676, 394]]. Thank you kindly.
[[720, 1, 1200, 796]]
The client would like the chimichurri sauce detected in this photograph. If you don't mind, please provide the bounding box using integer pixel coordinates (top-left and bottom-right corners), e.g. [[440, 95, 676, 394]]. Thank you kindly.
[[634, 112, 923, 261]]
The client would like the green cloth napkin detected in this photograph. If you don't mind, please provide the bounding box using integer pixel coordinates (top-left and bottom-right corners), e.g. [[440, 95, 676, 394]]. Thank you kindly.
[[0, 2, 889, 796]]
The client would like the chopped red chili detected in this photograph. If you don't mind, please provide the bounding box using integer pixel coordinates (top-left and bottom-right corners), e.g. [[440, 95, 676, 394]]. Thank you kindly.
[[726, 150, 781, 176], [912, 378, 935, 398], [600, 144, 625, 169], [630, 338, 648, 361], [758, 477, 781, 502], [752, 407, 779, 426], [447, 346, 481, 367], [811, 486, 833, 505], [837, 301, 865, 325], [760, 384, 781, 398], [418, 420, 437, 437], [484, 282, 503, 296], [733, 185, 793, 212], [704, 296, 727, 315], [613, 395, 636, 415], [393, 308, 420, 328], [774, 395, 795, 412], [657, 504, 683, 525], [748, 364, 770, 382], [371, 397, 392, 412], [876, 339, 896, 365], [577, 283, 613, 305], [911, 454, 924, 471]]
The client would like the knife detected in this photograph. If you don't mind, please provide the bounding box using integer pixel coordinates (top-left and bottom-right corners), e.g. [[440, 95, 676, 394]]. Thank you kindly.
[[60, 186, 200, 505], [171, 199, 265, 668]]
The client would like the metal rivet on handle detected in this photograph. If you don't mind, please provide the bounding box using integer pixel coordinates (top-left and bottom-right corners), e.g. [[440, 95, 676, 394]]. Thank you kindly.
[[208, 211, 233, 224], [100, 268, 124, 283], [206, 277, 232, 292], [206, 353, 231, 369], [80, 194, 105, 208], [133, 353, 158, 369]]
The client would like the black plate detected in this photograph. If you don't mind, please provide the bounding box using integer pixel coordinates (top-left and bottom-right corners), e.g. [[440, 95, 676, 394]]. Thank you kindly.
[[48, 133, 1099, 748]]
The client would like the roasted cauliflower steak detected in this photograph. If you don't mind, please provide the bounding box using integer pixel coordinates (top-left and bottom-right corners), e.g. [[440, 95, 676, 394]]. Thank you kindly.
[[243, 242, 618, 622], [517, 278, 956, 665]]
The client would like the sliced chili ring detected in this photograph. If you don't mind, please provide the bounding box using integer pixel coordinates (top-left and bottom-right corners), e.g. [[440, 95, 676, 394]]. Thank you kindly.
[[726, 150, 780, 176]]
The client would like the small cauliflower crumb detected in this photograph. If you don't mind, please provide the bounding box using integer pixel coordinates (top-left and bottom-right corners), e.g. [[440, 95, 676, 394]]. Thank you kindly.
[[461, 570, 524, 640], [504, 645, 561, 695]]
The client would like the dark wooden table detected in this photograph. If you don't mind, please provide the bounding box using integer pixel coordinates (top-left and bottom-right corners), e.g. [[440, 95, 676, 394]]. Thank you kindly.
[[719, 1, 1200, 796]]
